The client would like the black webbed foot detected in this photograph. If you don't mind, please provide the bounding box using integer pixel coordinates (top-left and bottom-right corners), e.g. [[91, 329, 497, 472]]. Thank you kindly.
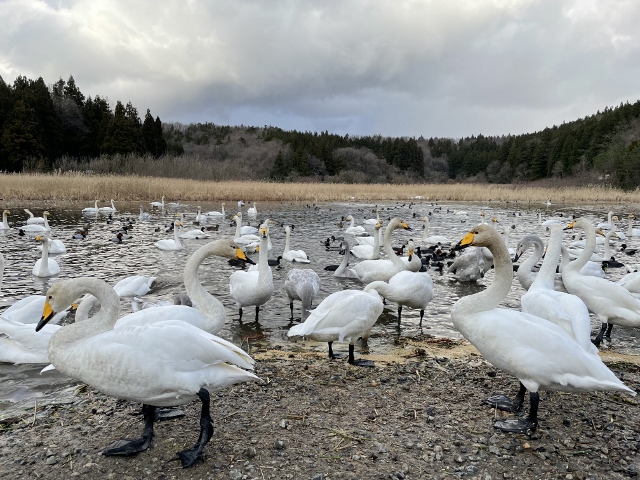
[[493, 417, 537, 434], [155, 408, 186, 421], [103, 436, 153, 456], [350, 359, 375, 368], [484, 394, 521, 412]]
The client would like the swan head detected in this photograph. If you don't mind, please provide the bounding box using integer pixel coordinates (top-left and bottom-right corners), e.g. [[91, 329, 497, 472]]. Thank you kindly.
[[389, 218, 411, 231], [37, 282, 83, 331], [453, 224, 498, 251], [261, 226, 268, 238], [3, 209, 9, 215]]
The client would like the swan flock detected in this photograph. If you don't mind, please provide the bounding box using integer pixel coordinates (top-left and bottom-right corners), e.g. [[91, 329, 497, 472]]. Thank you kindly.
[[1, 201, 639, 467]]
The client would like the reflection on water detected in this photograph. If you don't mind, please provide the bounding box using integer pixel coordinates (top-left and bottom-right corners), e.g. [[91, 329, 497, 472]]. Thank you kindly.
[[0, 200, 638, 410]]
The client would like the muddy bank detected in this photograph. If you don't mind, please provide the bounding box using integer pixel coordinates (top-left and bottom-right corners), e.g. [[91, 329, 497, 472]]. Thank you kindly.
[[1, 340, 640, 480]]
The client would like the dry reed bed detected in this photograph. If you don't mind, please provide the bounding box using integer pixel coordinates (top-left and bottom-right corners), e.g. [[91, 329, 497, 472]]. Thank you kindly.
[[0, 173, 638, 205]]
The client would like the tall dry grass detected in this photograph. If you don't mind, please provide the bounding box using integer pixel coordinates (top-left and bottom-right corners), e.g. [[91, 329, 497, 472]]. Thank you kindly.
[[1, 172, 639, 205]]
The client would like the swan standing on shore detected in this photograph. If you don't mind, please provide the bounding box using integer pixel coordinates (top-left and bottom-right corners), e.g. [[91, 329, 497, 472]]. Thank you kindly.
[[288, 288, 383, 367], [36, 277, 259, 467], [451, 224, 634, 434]]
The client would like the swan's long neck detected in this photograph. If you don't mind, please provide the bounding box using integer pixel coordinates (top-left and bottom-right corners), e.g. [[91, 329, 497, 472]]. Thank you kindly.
[[516, 236, 544, 290], [111, 200, 116, 209], [183, 241, 226, 331], [532, 227, 562, 290], [173, 222, 182, 247], [629, 217, 634, 237], [335, 245, 351, 276], [94, 201, 98, 210], [283, 228, 291, 254], [234, 215, 242, 238], [257, 234, 272, 286], [452, 231, 513, 318], [349, 216, 355, 228], [49, 278, 121, 354], [602, 231, 616, 259], [2, 211, 8, 228], [221, 204, 225, 216], [565, 219, 595, 273], [421, 218, 430, 242], [383, 222, 405, 269], [371, 227, 381, 260], [39, 237, 50, 276], [0, 252, 4, 288], [43, 213, 49, 230]]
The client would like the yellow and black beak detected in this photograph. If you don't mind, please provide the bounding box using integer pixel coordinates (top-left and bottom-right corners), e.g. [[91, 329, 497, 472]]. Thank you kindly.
[[36, 300, 56, 332], [564, 221, 576, 230], [453, 232, 475, 251], [401, 221, 412, 231], [261, 227, 268, 238], [236, 246, 255, 264]]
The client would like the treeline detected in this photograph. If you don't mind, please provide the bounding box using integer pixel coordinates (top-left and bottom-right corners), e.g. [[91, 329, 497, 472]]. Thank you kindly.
[[429, 100, 640, 189], [0, 74, 166, 171]]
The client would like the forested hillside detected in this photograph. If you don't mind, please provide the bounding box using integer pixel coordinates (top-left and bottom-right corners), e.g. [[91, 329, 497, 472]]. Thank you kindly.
[[1, 74, 639, 189]]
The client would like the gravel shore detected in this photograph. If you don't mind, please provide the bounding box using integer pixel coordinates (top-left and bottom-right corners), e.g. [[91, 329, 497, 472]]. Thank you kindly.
[[1, 338, 639, 480]]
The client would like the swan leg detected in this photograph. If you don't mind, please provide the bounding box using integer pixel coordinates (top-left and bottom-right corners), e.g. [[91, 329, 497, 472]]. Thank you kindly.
[[592, 322, 608, 346], [605, 323, 614, 341], [178, 388, 214, 468], [238, 307, 243, 321], [255, 306, 260, 321], [485, 383, 526, 412], [103, 404, 155, 456], [493, 392, 539, 434], [348, 344, 375, 368], [397, 305, 402, 326], [289, 301, 294, 319], [328, 341, 343, 359], [419, 309, 425, 326]]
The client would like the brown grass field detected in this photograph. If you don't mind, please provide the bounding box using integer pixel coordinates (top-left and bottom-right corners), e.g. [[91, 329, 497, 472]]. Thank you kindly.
[[0, 172, 638, 205]]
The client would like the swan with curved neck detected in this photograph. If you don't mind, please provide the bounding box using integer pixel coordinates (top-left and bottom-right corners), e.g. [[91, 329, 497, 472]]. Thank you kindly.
[[22, 211, 50, 233], [627, 214, 640, 237], [229, 224, 274, 321], [349, 218, 411, 283], [99, 199, 117, 212], [207, 203, 225, 217], [154, 221, 183, 250], [419, 216, 451, 245], [36, 276, 258, 467], [345, 215, 366, 235], [514, 235, 544, 290], [82, 201, 99, 214], [563, 218, 640, 345], [232, 212, 259, 244], [150, 196, 165, 208], [452, 224, 634, 434], [332, 240, 357, 278]]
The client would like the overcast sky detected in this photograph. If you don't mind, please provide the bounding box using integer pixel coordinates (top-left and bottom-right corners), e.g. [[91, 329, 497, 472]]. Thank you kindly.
[[2, 0, 639, 139]]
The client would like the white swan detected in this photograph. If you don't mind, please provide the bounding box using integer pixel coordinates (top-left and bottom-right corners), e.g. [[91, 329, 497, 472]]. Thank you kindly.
[[351, 223, 382, 259], [566, 230, 617, 262], [627, 214, 640, 237], [150, 196, 165, 208], [419, 216, 451, 245], [400, 240, 422, 272], [232, 213, 259, 245], [520, 225, 597, 354], [139, 205, 151, 222], [344, 215, 366, 235], [35, 277, 259, 467], [82, 200, 100, 215], [76, 275, 157, 321], [355, 225, 383, 246], [0, 209, 10, 230], [559, 245, 606, 279], [194, 206, 206, 224], [24, 209, 45, 224], [282, 225, 310, 263], [364, 269, 433, 326], [514, 235, 565, 292], [288, 289, 383, 366], [363, 209, 381, 226], [99, 199, 117, 212], [21, 211, 50, 234], [180, 226, 211, 239], [349, 218, 412, 283], [284, 269, 321, 321], [229, 225, 274, 321], [332, 241, 358, 279], [154, 221, 183, 251], [247, 202, 258, 218], [32, 235, 60, 277], [206, 203, 225, 217], [597, 211, 616, 230], [451, 224, 634, 434], [563, 218, 640, 345]]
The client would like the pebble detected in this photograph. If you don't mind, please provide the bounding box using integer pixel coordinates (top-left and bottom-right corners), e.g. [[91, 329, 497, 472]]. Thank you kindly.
[[45, 456, 58, 465]]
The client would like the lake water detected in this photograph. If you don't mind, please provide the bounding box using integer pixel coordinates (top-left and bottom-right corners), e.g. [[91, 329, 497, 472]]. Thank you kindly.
[[1, 199, 639, 414]]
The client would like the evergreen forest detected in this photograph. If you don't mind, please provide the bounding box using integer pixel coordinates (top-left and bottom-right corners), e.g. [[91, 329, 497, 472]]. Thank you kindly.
[[1, 74, 639, 190]]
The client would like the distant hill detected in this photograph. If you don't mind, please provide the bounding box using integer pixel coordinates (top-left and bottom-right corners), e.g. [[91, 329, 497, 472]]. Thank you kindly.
[[1, 74, 639, 189]]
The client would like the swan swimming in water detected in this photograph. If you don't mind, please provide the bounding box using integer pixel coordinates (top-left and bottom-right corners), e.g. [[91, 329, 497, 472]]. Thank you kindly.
[[32, 235, 60, 277], [0, 210, 10, 230], [451, 224, 634, 434], [282, 225, 310, 263], [154, 221, 183, 251], [24, 209, 45, 224], [36, 277, 259, 467]]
